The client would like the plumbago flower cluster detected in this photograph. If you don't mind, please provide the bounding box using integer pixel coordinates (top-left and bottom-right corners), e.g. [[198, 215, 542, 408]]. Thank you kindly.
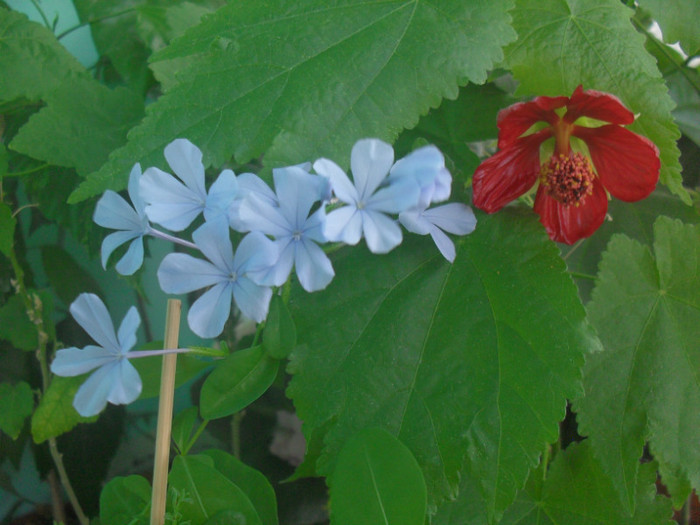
[[52, 138, 476, 416]]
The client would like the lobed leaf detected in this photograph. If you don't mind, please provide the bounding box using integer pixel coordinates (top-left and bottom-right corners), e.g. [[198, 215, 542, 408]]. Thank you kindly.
[[0, 381, 33, 440], [31, 375, 97, 443], [504, 0, 686, 202], [69, 0, 516, 202], [638, 0, 700, 56]]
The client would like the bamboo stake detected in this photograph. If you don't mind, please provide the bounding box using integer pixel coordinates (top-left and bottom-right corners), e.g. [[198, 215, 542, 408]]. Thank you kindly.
[[150, 299, 182, 525]]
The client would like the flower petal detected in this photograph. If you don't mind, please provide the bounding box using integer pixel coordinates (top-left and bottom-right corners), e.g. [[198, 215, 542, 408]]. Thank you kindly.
[[324, 206, 363, 245], [106, 359, 142, 406], [233, 277, 272, 323], [140, 167, 204, 231], [101, 230, 140, 270], [193, 222, 234, 273], [114, 237, 145, 276], [234, 231, 279, 275], [116, 306, 140, 354], [564, 85, 634, 125], [350, 138, 394, 198], [70, 294, 120, 352], [72, 362, 115, 416], [313, 158, 359, 204], [158, 253, 226, 294], [496, 95, 566, 149], [366, 178, 420, 215], [204, 169, 238, 226], [238, 193, 289, 237], [295, 237, 334, 292], [533, 177, 608, 244], [574, 124, 659, 202], [362, 210, 403, 254], [428, 225, 457, 263], [273, 166, 321, 227], [472, 129, 550, 213], [51, 345, 116, 376], [188, 282, 233, 338], [237, 172, 278, 207], [94, 190, 143, 231], [127, 163, 146, 218], [248, 239, 295, 287], [164, 138, 206, 196], [398, 209, 432, 235], [422, 203, 477, 235]]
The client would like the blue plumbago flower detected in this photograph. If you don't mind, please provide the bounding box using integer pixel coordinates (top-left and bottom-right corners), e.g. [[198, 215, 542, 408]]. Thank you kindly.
[[238, 166, 334, 292], [313, 138, 420, 254], [50, 293, 142, 417], [139, 138, 238, 231], [388, 145, 452, 207], [93, 164, 150, 275], [157, 222, 276, 337], [399, 203, 477, 263]]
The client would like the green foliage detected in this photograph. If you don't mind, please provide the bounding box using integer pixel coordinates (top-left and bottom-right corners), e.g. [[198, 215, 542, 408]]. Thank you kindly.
[[131, 350, 211, 400], [199, 346, 279, 419], [505, 0, 686, 203], [638, 0, 700, 55], [0, 202, 16, 258], [0, 381, 33, 439], [99, 475, 151, 525], [31, 375, 96, 443], [575, 217, 700, 512], [262, 294, 297, 360], [329, 427, 427, 525], [288, 210, 599, 518], [0, 294, 37, 350], [69, 0, 517, 202]]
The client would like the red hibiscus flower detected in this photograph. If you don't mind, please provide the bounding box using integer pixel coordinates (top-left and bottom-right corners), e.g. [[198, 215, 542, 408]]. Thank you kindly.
[[472, 85, 660, 244]]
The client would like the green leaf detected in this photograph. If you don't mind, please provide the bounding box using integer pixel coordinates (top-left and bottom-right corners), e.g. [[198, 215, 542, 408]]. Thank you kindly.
[[131, 350, 211, 400], [199, 345, 279, 419], [0, 9, 87, 102], [10, 77, 144, 176], [69, 0, 516, 202], [0, 143, 8, 176], [638, 0, 700, 55], [0, 294, 37, 351], [263, 295, 297, 360], [329, 427, 427, 525], [168, 454, 262, 525], [0, 381, 33, 440], [172, 406, 199, 454], [99, 475, 151, 525], [504, 0, 686, 203], [0, 201, 16, 258], [40, 245, 102, 305], [499, 442, 673, 525], [203, 449, 279, 525], [288, 210, 598, 517], [574, 217, 700, 512], [31, 375, 96, 443]]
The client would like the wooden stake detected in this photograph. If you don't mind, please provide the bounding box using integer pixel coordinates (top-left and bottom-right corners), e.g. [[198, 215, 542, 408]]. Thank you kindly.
[[150, 299, 181, 525]]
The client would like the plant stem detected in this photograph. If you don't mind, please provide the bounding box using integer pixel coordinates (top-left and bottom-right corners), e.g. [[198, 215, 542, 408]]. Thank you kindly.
[[148, 227, 199, 251], [182, 419, 210, 456], [568, 271, 596, 280], [4, 163, 50, 178], [150, 299, 182, 525], [55, 7, 138, 41]]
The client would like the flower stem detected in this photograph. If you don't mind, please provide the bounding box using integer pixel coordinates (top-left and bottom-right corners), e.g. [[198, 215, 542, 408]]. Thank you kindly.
[[54, 7, 138, 40], [150, 299, 182, 525], [148, 227, 199, 251], [182, 419, 210, 456]]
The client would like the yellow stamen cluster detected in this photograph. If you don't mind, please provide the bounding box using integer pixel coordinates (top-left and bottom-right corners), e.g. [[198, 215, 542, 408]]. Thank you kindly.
[[539, 152, 595, 207]]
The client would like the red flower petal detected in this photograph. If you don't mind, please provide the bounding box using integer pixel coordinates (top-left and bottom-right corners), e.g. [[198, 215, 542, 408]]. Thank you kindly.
[[574, 124, 659, 202], [533, 176, 608, 244], [497, 95, 567, 149], [564, 85, 634, 125], [472, 129, 551, 213]]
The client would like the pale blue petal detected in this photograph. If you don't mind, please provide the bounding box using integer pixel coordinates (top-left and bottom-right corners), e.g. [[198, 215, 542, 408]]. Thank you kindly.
[[295, 237, 334, 292], [247, 239, 294, 287], [303, 207, 328, 244], [398, 209, 432, 235], [313, 159, 358, 204], [114, 237, 145, 276], [237, 172, 278, 207], [127, 163, 147, 218], [140, 167, 204, 231], [188, 282, 233, 338], [362, 210, 403, 254], [273, 166, 319, 227], [233, 276, 272, 323], [366, 178, 420, 215], [158, 253, 226, 294], [51, 346, 116, 376], [204, 169, 238, 225], [324, 206, 362, 245], [101, 230, 140, 269], [116, 306, 140, 354], [164, 138, 206, 196], [193, 222, 234, 273], [234, 232, 279, 275], [429, 225, 457, 262], [106, 359, 142, 405], [350, 139, 394, 199], [238, 193, 289, 237], [432, 168, 452, 203], [72, 362, 114, 417], [94, 190, 142, 231], [423, 203, 476, 235], [70, 294, 120, 352]]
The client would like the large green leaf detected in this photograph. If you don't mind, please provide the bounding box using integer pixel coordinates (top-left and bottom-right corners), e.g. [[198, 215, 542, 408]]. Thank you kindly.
[[504, 0, 685, 202], [99, 475, 151, 525], [638, 0, 700, 55], [0, 381, 33, 440], [498, 441, 673, 525], [31, 375, 97, 443], [574, 217, 700, 512], [288, 210, 599, 518], [69, 0, 516, 202], [10, 78, 144, 176], [0, 9, 87, 102]]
